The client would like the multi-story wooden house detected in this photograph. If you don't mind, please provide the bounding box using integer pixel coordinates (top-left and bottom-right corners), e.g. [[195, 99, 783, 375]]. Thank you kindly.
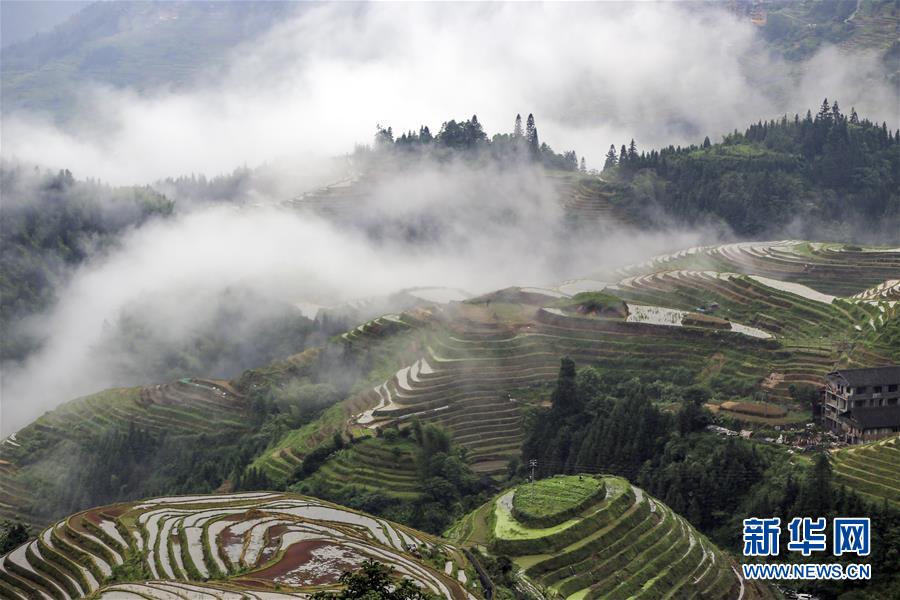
[[822, 366, 900, 443]]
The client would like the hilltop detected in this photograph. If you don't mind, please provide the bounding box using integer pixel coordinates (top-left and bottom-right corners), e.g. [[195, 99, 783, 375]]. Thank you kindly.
[[446, 474, 774, 599], [602, 99, 899, 240]]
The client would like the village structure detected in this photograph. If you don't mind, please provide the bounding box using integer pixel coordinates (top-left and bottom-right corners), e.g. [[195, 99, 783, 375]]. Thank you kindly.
[[822, 365, 900, 443]]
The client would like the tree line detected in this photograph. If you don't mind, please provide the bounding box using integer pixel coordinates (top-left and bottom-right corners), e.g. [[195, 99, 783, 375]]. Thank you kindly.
[[602, 100, 899, 238], [369, 113, 585, 172]]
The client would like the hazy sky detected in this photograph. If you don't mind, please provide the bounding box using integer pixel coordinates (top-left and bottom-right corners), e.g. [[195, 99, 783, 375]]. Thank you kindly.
[[0, 0, 90, 48], [2, 2, 896, 183]]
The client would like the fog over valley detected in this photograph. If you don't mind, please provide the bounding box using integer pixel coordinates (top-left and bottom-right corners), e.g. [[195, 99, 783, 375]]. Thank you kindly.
[[1, 1, 897, 434]]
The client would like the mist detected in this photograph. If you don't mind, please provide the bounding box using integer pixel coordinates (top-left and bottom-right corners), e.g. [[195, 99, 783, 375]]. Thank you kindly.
[[0, 157, 710, 435], [2, 2, 896, 182], [1, 2, 897, 434]]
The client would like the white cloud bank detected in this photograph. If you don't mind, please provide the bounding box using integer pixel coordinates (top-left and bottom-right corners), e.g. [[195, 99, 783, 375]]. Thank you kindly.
[[2, 2, 895, 183]]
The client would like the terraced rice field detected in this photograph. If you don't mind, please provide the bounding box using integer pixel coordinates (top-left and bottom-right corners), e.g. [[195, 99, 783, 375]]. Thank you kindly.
[[831, 435, 900, 508], [605, 266, 899, 396], [555, 176, 641, 226], [448, 475, 770, 600], [288, 171, 641, 230], [615, 241, 900, 297], [339, 242, 898, 479], [0, 380, 252, 528], [349, 296, 786, 472], [309, 437, 422, 500], [0, 492, 475, 600]]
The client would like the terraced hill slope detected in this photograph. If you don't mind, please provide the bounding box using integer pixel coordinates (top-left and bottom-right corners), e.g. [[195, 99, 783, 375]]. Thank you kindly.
[[0, 492, 477, 600], [336, 242, 899, 476], [4, 241, 897, 529], [831, 434, 900, 508], [288, 171, 641, 229], [447, 474, 773, 600], [307, 436, 421, 501], [0, 379, 252, 528]]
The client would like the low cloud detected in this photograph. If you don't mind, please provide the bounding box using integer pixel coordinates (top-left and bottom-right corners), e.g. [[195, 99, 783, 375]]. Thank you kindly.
[[0, 159, 710, 435], [2, 3, 895, 182]]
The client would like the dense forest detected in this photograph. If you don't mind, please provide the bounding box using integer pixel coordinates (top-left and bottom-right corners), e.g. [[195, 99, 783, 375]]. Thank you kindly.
[[603, 100, 900, 240], [522, 358, 900, 599]]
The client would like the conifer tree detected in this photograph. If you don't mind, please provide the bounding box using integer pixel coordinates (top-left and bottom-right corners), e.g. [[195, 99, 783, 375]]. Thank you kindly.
[[551, 357, 578, 414], [603, 144, 618, 170], [513, 114, 523, 138], [831, 101, 842, 123], [619, 144, 627, 166], [816, 98, 832, 124], [579, 157, 587, 173], [525, 113, 539, 157]]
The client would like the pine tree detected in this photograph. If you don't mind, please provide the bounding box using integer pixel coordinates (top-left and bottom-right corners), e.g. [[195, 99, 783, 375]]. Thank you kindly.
[[627, 139, 637, 161], [579, 157, 587, 173], [551, 357, 578, 414], [603, 144, 618, 170], [702, 136, 711, 149], [466, 114, 486, 146], [831, 101, 842, 123], [513, 114, 523, 138], [849, 108, 859, 125], [816, 98, 832, 124], [619, 144, 627, 166], [525, 113, 539, 157]]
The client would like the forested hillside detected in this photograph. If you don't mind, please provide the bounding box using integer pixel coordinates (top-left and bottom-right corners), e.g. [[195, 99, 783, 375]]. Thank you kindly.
[[0, 165, 173, 361], [603, 100, 899, 240]]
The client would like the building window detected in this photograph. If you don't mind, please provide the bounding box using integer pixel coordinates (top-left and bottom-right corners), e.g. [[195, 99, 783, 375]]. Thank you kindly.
[[889, 384, 898, 392], [856, 386, 867, 394], [856, 400, 866, 407], [874, 386, 882, 393], [888, 397, 898, 406]]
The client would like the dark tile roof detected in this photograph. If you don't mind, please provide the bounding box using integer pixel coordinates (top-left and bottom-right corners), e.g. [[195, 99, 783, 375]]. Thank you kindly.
[[848, 406, 900, 430], [827, 366, 900, 387]]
